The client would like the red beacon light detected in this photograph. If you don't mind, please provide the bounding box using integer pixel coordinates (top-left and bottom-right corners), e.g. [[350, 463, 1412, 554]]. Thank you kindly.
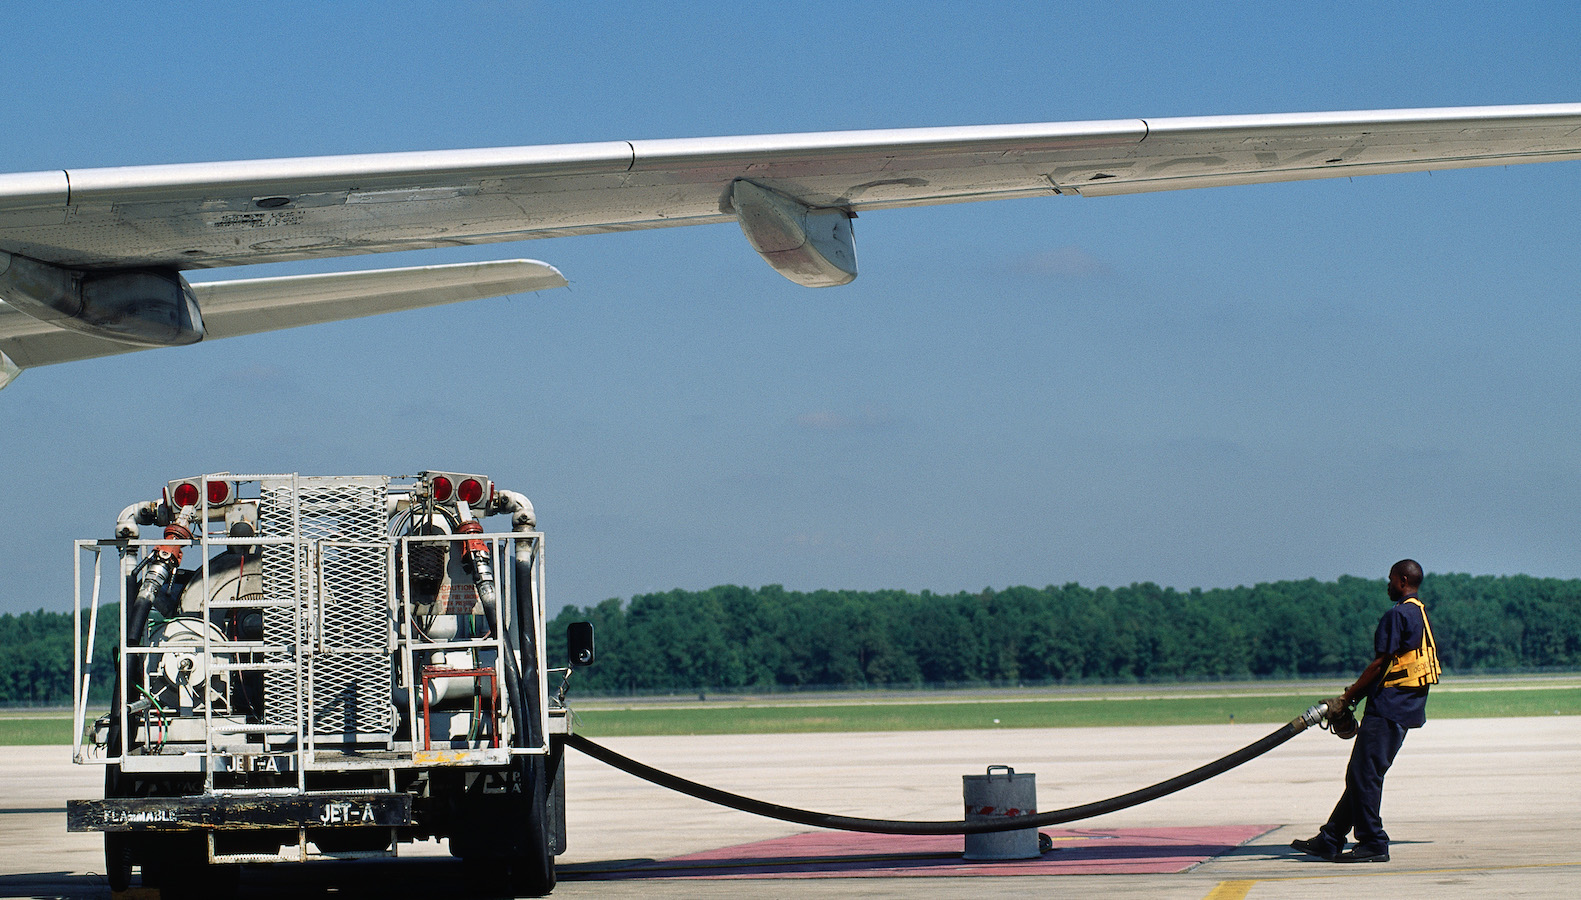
[[430, 476, 454, 503], [206, 480, 235, 506], [172, 482, 200, 509], [170, 478, 236, 509], [419, 471, 491, 507]]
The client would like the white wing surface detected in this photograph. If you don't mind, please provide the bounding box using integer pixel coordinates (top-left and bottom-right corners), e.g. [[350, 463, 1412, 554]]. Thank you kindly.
[[1, 104, 1578, 386], [5, 105, 1579, 271], [0, 259, 563, 370]]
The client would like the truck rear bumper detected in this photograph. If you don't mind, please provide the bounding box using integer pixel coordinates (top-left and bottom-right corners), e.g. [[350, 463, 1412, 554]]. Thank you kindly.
[[67, 792, 412, 833]]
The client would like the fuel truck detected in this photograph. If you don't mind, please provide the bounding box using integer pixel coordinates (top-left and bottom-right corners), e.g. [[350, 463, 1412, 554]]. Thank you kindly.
[[66, 472, 593, 897]]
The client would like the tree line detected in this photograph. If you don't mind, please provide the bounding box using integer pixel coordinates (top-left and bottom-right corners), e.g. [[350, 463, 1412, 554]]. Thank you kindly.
[[4, 573, 1578, 704], [0, 608, 115, 706], [544, 574, 1581, 694]]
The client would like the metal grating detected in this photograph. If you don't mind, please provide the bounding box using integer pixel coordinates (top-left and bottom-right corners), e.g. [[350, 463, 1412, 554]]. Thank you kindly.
[[258, 476, 394, 741], [259, 481, 304, 732], [312, 539, 392, 738]]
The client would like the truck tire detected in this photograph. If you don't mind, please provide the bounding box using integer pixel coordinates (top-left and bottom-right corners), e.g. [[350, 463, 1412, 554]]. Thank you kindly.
[[105, 832, 133, 892], [459, 756, 554, 897], [102, 766, 133, 891], [507, 755, 555, 897]]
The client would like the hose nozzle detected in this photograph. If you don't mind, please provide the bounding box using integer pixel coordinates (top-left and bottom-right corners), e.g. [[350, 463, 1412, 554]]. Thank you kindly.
[[1323, 701, 1360, 740], [1297, 702, 1329, 729]]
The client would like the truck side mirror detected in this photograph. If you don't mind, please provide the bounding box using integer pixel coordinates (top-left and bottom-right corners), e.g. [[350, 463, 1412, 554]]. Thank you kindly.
[[568, 621, 595, 667]]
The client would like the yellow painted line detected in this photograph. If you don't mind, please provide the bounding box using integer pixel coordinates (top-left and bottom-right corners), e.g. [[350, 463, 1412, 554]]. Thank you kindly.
[[1254, 859, 1581, 881], [1197, 859, 1581, 898]]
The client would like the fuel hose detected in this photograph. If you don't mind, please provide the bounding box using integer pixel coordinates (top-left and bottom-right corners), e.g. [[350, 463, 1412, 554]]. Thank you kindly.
[[564, 702, 1329, 835]]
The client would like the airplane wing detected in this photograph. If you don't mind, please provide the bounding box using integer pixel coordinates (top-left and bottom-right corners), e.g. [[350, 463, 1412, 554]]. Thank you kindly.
[[2, 103, 1579, 387], [0, 259, 563, 370]]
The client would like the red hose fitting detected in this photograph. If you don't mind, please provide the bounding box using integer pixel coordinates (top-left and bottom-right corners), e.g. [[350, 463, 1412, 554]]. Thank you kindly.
[[156, 522, 192, 564], [457, 519, 487, 556]]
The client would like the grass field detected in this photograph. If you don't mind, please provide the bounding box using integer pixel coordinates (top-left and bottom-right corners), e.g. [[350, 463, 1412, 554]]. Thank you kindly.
[[567, 684, 1581, 737], [0, 714, 78, 746], [6, 678, 1578, 745]]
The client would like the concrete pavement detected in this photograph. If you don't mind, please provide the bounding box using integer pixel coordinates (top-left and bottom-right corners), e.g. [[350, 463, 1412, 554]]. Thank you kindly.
[[2, 715, 1576, 898]]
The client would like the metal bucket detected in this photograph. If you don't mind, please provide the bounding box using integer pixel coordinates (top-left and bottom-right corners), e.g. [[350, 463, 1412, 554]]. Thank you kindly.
[[962, 764, 1040, 860]]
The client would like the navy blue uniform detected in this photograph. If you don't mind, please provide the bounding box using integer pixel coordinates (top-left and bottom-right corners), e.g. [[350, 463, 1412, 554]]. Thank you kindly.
[[1366, 600, 1429, 727], [1316, 595, 1431, 855]]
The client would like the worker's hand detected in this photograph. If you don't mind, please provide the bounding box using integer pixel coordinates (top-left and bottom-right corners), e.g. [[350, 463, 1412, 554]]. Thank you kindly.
[[1323, 696, 1349, 714]]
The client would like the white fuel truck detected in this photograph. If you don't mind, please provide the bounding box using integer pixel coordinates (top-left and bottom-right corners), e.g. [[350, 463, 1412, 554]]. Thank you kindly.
[[66, 472, 593, 898]]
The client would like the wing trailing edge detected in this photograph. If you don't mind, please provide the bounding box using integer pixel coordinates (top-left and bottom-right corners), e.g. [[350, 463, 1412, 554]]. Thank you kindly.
[[0, 259, 565, 385]]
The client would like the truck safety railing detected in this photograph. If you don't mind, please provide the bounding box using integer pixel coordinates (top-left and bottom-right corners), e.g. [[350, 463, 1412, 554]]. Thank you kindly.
[[74, 473, 553, 785], [395, 529, 549, 759], [73, 530, 303, 774], [74, 471, 316, 792]]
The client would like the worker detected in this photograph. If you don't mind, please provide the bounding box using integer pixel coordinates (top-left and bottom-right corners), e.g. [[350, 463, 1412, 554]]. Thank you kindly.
[[1291, 558, 1440, 863]]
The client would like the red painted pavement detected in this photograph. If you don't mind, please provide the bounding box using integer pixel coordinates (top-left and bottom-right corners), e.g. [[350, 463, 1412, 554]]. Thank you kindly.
[[574, 824, 1276, 880]]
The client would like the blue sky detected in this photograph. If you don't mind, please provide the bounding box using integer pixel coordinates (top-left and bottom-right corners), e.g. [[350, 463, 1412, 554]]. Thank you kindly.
[[3, 2, 1581, 616]]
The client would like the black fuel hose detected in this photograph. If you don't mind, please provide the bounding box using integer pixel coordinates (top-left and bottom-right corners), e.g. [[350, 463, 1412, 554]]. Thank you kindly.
[[564, 705, 1325, 835]]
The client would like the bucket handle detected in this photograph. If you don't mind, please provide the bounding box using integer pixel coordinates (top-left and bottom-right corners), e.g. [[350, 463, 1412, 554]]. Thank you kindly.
[[986, 764, 1015, 778]]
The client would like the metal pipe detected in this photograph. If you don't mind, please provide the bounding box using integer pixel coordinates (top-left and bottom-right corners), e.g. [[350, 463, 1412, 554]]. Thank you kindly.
[[457, 502, 530, 748], [490, 489, 536, 531], [115, 501, 163, 539], [507, 495, 544, 751], [484, 489, 543, 749]]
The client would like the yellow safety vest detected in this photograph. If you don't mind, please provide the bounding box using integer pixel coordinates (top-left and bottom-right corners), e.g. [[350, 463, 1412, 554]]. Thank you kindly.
[[1382, 597, 1441, 689]]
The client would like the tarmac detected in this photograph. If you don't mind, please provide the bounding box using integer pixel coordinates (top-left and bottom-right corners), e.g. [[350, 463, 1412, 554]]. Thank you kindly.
[[2, 715, 1577, 898]]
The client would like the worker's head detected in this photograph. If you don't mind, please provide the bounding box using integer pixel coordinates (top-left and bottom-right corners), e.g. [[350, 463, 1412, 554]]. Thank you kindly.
[[1388, 558, 1423, 600]]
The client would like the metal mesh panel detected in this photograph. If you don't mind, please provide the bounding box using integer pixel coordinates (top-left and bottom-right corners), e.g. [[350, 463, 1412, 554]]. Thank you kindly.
[[313, 539, 392, 738], [259, 481, 304, 731], [259, 476, 393, 741]]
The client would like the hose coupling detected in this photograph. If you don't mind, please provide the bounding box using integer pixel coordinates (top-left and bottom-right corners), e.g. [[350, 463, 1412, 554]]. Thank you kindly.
[[457, 520, 492, 574], [1298, 702, 1329, 729]]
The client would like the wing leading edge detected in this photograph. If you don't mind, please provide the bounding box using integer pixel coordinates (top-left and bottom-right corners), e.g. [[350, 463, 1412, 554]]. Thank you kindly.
[[0, 103, 1578, 387], [3, 104, 1578, 273]]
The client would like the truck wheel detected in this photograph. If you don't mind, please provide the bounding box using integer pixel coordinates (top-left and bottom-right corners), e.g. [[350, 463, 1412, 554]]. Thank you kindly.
[[508, 756, 555, 897], [104, 833, 133, 892], [102, 766, 133, 891], [455, 756, 555, 897], [461, 756, 555, 898]]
